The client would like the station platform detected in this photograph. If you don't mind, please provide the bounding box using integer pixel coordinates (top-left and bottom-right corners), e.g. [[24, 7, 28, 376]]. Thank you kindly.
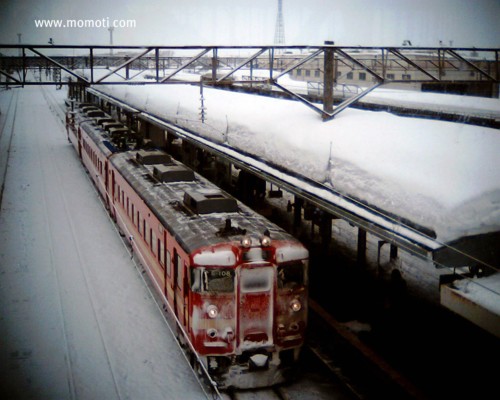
[[0, 86, 204, 400], [441, 273, 500, 338]]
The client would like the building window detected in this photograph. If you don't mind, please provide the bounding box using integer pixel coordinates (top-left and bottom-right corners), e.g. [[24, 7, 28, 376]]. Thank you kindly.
[[402, 74, 411, 80], [305, 69, 310, 77], [314, 70, 320, 78], [387, 73, 395, 80], [296, 69, 302, 76], [346, 72, 353, 80], [359, 72, 366, 81]]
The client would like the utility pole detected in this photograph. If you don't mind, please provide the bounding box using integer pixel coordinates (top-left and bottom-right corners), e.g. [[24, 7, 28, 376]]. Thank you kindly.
[[108, 27, 114, 56], [323, 40, 335, 117]]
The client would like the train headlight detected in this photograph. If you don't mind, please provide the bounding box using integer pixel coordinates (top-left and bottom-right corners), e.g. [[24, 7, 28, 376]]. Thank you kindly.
[[207, 328, 218, 338], [207, 304, 219, 319], [290, 299, 302, 312], [260, 235, 271, 247], [241, 236, 252, 248]]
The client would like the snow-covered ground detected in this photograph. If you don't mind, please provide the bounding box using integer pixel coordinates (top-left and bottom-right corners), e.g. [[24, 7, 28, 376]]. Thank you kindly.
[[96, 82, 500, 246], [0, 87, 206, 400]]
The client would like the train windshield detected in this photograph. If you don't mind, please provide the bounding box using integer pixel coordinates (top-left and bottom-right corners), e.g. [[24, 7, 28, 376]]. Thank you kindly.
[[192, 268, 235, 293], [277, 261, 305, 289]]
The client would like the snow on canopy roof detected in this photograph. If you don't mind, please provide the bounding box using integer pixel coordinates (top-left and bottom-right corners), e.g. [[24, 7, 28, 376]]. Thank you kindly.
[[96, 83, 500, 244]]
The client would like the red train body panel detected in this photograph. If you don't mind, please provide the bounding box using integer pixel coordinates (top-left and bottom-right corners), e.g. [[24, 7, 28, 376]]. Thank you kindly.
[[66, 103, 308, 389]]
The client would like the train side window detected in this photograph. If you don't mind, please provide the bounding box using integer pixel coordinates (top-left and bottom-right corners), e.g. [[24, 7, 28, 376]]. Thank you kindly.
[[136, 211, 140, 231], [143, 220, 147, 241], [151, 229, 156, 255], [131, 204, 135, 224]]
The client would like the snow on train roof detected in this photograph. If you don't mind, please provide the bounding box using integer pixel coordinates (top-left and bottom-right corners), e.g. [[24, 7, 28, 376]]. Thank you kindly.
[[97, 83, 500, 244], [109, 150, 295, 254]]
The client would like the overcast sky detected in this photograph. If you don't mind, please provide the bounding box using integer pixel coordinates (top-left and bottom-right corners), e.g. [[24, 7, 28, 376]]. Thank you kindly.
[[1, 0, 499, 48]]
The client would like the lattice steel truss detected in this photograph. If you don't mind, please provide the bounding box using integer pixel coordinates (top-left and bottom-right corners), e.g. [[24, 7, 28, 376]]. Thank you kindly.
[[1, 44, 499, 120]]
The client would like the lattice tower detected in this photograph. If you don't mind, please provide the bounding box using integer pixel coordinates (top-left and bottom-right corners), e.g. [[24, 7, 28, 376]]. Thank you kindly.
[[274, 0, 285, 45]]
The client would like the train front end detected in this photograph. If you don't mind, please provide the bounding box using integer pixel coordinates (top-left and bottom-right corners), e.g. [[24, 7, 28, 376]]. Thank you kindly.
[[190, 235, 308, 389]]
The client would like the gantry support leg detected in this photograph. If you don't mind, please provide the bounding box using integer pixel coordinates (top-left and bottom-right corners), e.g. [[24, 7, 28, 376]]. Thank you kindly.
[[357, 228, 367, 267]]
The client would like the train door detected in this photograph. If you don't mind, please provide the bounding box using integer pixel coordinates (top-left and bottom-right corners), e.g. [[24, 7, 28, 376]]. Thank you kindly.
[[111, 170, 115, 201], [163, 231, 168, 297], [77, 128, 82, 158], [237, 264, 274, 348], [173, 249, 179, 318], [104, 161, 110, 208], [182, 264, 189, 328], [173, 250, 189, 329], [110, 170, 116, 220]]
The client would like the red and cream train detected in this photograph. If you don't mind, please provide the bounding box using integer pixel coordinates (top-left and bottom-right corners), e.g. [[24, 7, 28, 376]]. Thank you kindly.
[[66, 101, 308, 389]]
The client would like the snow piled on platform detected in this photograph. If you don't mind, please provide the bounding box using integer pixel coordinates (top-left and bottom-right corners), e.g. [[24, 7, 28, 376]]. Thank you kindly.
[[96, 84, 500, 244], [453, 273, 500, 315]]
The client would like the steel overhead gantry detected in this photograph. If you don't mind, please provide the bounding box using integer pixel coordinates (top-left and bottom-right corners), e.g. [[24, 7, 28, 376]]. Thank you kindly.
[[1, 44, 499, 120]]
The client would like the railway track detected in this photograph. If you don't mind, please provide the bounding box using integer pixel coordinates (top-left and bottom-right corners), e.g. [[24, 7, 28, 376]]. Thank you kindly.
[[41, 87, 225, 400], [0, 89, 19, 207], [306, 300, 425, 399], [36, 87, 125, 399], [39, 84, 67, 125]]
